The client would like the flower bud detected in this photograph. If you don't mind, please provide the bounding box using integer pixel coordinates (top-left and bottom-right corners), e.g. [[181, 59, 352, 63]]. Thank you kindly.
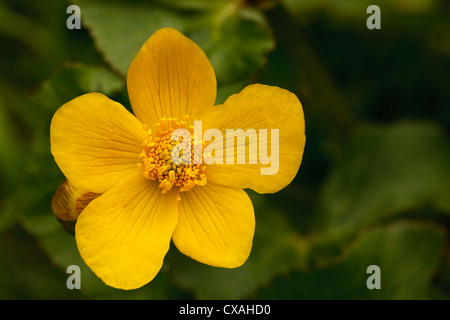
[[51, 180, 100, 235]]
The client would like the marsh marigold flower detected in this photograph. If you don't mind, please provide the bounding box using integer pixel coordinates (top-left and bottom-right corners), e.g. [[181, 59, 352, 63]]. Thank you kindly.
[[50, 28, 305, 289]]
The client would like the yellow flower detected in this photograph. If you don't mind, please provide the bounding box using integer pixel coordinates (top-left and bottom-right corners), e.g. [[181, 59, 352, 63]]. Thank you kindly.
[[50, 28, 305, 290]]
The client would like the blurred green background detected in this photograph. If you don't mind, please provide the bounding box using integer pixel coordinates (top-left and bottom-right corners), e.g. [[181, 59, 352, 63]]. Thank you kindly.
[[1, 0, 450, 299]]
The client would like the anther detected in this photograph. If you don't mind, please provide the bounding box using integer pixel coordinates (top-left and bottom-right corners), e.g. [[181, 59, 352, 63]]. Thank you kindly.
[[139, 116, 207, 196]]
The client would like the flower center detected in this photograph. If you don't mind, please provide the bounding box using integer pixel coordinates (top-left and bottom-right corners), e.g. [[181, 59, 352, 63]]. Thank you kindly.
[[138, 116, 207, 200]]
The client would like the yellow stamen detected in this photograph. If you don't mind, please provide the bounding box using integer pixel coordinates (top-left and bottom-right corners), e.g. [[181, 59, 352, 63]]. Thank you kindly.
[[157, 166, 167, 176], [138, 116, 207, 197], [169, 170, 176, 183], [186, 169, 196, 178]]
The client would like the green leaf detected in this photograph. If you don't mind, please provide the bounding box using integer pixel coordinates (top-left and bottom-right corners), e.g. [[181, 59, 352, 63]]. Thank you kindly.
[[315, 121, 450, 251], [75, 0, 274, 88], [74, 0, 187, 76], [189, 5, 274, 85], [32, 62, 124, 114], [168, 193, 310, 299], [251, 221, 445, 299]]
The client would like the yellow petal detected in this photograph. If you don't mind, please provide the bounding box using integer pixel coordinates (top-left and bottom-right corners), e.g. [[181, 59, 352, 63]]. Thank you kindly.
[[173, 183, 255, 268], [75, 171, 178, 290], [50, 93, 147, 194], [127, 27, 216, 125], [200, 84, 305, 194]]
